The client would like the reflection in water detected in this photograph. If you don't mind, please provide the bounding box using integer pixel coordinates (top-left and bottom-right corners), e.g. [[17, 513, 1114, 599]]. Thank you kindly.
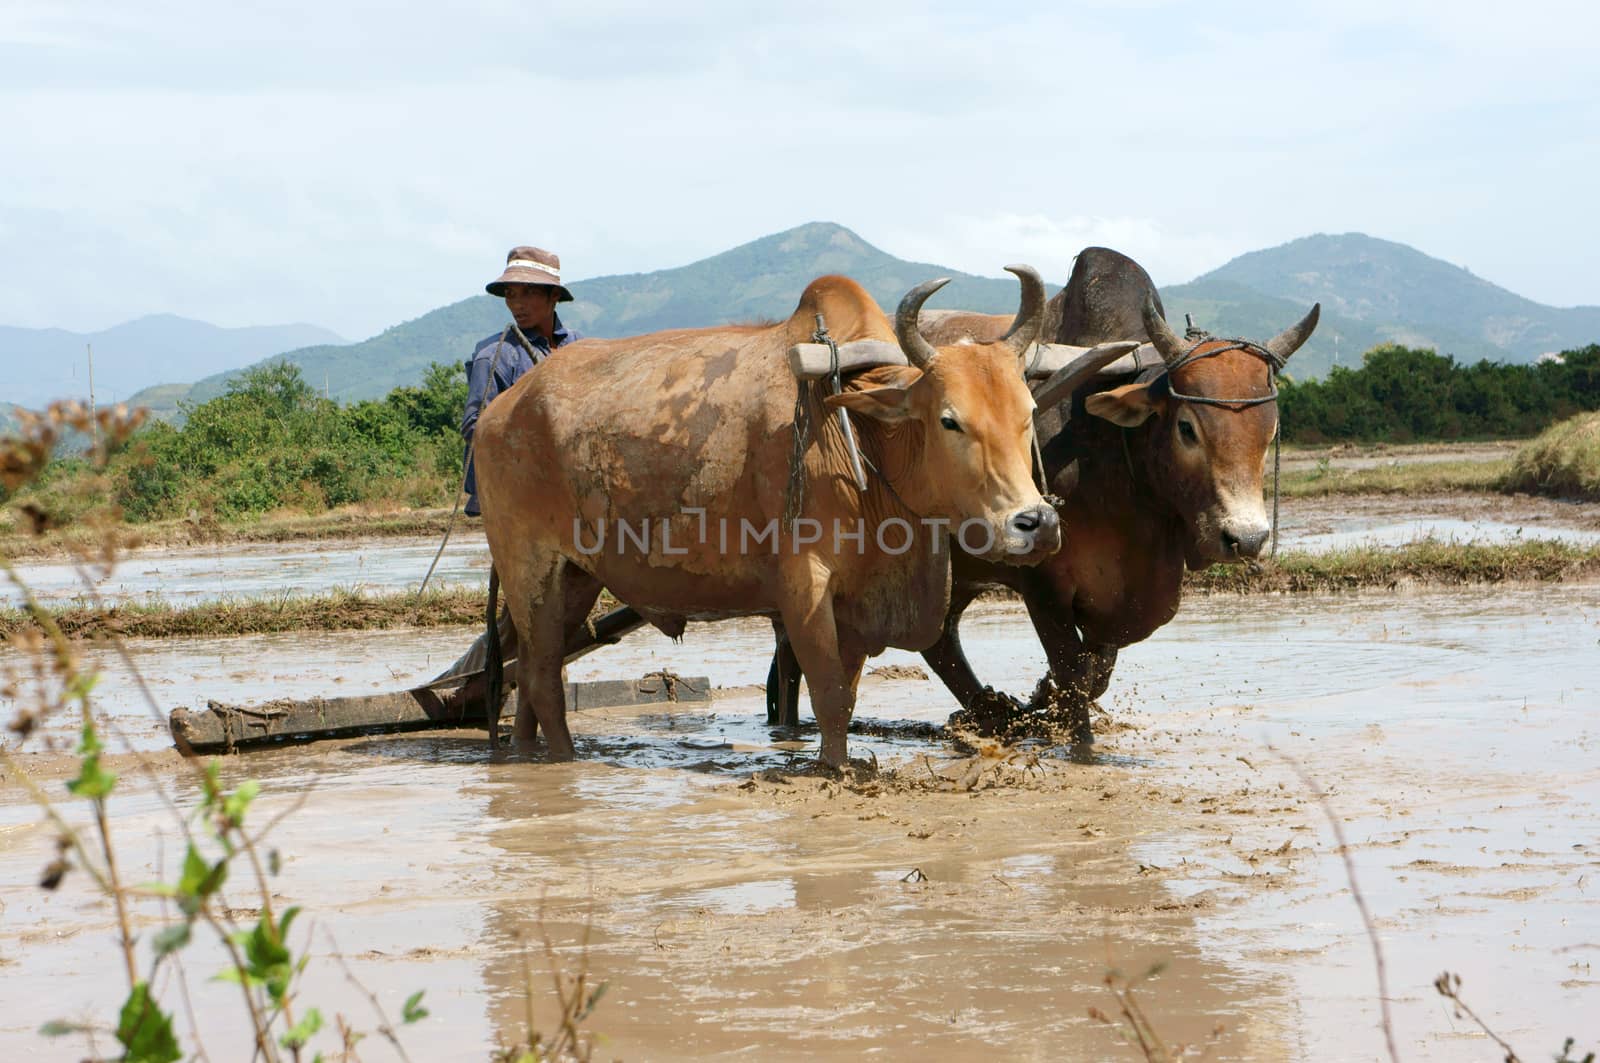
[[466, 755, 1286, 1060]]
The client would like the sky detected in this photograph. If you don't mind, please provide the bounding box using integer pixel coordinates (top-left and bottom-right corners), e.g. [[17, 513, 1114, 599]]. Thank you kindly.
[[2, 0, 1597, 340]]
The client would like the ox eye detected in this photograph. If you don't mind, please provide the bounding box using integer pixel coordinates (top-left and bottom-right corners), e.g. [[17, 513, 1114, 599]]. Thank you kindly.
[[1177, 419, 1199, 446], [940, 415, 963, 433]]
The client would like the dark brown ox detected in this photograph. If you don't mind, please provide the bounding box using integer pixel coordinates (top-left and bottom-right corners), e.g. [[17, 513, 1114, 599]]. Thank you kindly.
[[472, 270, 1060, 766], [766, 249, 1319, 742], [930, 249, 1319, 740]]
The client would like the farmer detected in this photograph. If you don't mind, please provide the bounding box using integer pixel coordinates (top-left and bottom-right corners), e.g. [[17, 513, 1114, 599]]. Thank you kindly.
[[461, 245, 582, 516], [426, 245, 581, 710]]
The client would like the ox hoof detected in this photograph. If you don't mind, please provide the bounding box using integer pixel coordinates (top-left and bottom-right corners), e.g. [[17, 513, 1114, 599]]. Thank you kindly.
[[947, 687, 1026, 738]]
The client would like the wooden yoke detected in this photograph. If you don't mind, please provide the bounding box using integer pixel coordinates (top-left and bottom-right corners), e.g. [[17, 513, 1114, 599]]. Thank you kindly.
[[787, 338, 1144, 399]]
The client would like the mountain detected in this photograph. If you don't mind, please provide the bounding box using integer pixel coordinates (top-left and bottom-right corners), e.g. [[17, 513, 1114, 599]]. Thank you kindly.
[[1163, 233, 1600, 378], [125, 226, 1600, 415], [130, 223, 1022, 416], [0, 315, 345, 411]]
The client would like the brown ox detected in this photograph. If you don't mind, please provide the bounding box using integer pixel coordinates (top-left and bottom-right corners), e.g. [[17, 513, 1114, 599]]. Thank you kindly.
[[473, 270, 1060, 766], [765, 249, 1318, 742]]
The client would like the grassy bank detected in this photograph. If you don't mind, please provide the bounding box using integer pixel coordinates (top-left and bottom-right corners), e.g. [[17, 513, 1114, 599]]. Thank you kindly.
[[0, 587, 488, 640], [1501, 412, 1600, 502], [1190, 539, 1600, 593], [7, 542, 1597, 641], [1278, 458, 1510, 497], [0, 506, 457, 560]]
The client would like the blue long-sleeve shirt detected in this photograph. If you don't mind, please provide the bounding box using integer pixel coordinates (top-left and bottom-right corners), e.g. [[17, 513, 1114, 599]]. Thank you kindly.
[[461, 313, 579, 515]]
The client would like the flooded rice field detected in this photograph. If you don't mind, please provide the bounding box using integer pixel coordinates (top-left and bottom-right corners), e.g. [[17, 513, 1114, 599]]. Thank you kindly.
[[2, 581, 1597, 1059]]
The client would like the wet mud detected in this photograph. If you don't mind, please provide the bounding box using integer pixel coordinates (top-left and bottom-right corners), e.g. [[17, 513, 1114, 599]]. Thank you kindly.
[[2, 586, 1597, 1059]]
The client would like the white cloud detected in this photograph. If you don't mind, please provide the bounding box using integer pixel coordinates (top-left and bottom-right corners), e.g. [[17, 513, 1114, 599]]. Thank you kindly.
[[1, 0, 1597, 337], [881, 213, 1252, 289]]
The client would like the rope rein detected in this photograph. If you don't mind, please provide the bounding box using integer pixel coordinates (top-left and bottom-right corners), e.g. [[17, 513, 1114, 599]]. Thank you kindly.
[[417, 324, 532, 595]]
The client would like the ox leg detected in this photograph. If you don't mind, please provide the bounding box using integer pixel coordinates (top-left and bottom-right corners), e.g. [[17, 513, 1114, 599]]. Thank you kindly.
[[778, 595, 860, 769], [1020, 590, 1105, 746], [506, 555, 579, 759], [920, 584, 985, 709], [765, 622, 804, 728]]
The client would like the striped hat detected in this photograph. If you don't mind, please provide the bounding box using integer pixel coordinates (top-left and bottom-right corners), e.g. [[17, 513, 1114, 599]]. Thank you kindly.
[[485, 245, 574, 302]]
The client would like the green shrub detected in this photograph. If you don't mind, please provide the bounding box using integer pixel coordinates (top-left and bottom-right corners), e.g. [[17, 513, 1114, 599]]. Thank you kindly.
[[5, 362, 468, 525], [1281, 343, 1600, 443]]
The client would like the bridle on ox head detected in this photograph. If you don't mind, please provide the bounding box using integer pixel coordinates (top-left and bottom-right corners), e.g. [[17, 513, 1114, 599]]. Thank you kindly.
[[1136, 328, 1287, 558], [1158, 334, 1284, 409]]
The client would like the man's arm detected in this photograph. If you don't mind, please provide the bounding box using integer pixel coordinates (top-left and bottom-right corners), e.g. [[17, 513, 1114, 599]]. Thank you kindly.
[[461, 353, 493, 442]]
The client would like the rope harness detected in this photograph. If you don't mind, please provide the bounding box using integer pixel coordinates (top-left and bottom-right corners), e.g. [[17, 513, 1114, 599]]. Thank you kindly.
[[417, 323, 543, 595]]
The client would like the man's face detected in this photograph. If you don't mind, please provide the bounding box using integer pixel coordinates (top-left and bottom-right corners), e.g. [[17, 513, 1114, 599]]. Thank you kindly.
[[504, 284, 559, 331]]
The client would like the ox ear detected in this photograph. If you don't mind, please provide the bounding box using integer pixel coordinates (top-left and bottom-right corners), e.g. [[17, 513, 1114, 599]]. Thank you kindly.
[[824, 386, 914, 423], [1084, 382, 1160, 427]]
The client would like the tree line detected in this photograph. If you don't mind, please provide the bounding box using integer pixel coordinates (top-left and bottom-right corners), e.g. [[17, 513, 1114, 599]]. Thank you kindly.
[[6, 361, 467, 524], [7, 341, 1600, 527], [1279, 343, 1600, 443]]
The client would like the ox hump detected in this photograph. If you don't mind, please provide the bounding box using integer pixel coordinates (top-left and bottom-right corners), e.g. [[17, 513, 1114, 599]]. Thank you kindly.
[[791, 275, 895, 344]]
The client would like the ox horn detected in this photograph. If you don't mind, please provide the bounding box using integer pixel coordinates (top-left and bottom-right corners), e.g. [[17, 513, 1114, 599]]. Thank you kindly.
[[999, 263, 1047, 354], [1265, 303, 1321, 364], [1142, 293, 1188, 367], [895, 277, 949, 371]]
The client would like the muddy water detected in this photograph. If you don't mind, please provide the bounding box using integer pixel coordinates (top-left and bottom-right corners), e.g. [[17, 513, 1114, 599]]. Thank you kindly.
[[2, 535, 492, 607], [2, 587, 1598, 1059]]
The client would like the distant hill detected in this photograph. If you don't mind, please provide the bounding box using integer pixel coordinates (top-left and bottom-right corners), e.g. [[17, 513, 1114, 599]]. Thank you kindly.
[[1164, 233, 1600, 378], [0, 315, 345, 411], [129, 223, 1022, 417], [124, 226, 1600, 415]]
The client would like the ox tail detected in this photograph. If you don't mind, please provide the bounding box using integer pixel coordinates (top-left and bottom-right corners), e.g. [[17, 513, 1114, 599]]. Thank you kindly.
[[485, 566, 503, 748]]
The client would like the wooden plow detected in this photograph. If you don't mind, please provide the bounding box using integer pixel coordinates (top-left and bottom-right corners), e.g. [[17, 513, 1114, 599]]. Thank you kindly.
[[167, 605, 713, 753]]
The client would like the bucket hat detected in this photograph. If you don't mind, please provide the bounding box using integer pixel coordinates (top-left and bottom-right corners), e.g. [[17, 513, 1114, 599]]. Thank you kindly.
[[485, 245, 574, 301]]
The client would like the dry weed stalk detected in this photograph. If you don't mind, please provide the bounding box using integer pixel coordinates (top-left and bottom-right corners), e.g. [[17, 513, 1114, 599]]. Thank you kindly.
[[2, 405, 428, 1062], [1087, 958, 1224, 1061], [1268, 745, 1400, 1063], [493, 907, 611, 1063]]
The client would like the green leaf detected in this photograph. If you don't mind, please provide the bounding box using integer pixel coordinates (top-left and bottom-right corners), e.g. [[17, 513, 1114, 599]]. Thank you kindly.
[[66, 755, 117, 800], [151, 922, 191, 959], [64, 670, 101, 703], [115, 982, 181, 1063], [175, 844, 227, 916], [199, 759, 222, 814], [280, 1007, 323, 1050], [222, 779, 260, 827], [75, 718, 103, 756], [579, 980, 609, 1021], [401, 990, 429, 1024], [233, 909, 297, 1004], [39, 1019, 91, 1037]]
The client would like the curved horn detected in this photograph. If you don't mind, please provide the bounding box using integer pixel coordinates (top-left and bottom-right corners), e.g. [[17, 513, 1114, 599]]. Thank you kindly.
[[999, 263, 1047, 353], [1142, 292, 1188, 367], [895, 277, 949, 371], [1265, 303, 1321, 364]]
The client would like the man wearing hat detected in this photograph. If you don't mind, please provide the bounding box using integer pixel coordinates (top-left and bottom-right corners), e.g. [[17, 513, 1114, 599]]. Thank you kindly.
[[423, 246, 581, 717], [461, 245, 581, 516]]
